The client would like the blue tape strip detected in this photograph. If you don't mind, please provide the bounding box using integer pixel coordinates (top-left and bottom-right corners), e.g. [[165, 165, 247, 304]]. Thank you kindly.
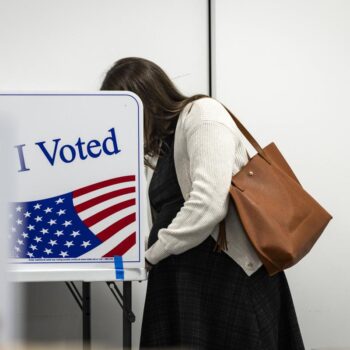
[[113, 255, 124, 280]]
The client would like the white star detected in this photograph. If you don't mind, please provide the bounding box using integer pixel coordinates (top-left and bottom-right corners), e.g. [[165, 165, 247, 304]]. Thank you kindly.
[[71, 230, 80, 237], [16, 206, 22, 212], [27, 224, 35, 231], [48, 239, 57, 246], [29, 244, 37, 251], [81, 240, 91, 249], [59, 251, 69, 258], [11, 226, 16, 232], [27, 252, 34, 258], [16, 219, 23, 225], [34, 236, 42, 243], [55, 198, 64, 204], [17, 239, 24, 245], [40, 228, 49, 234], [24, 211, 31, 218], [34, 216, 42, 222], [64, 241, 74, 248], [54, 230, 64, 237], [14, 246, 21, 252], [57, 209, 66, 216], [33, 203, 41, 210], [22, 232, 29, 238], [62, 220, 72, 227], [44, 207, 53, 214], [44, 248, 52, 255], [48, 219, 56, 226]]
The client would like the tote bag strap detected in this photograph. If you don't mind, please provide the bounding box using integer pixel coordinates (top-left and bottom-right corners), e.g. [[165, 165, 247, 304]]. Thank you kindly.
[[219, 101, 272, 165]]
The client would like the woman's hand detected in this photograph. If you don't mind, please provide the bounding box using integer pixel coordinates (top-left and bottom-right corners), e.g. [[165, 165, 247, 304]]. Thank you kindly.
[[145, 257, 154, 271]]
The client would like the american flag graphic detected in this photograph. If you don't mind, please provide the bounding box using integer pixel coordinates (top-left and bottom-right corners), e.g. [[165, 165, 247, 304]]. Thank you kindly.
[[8, 175, 138, 260]]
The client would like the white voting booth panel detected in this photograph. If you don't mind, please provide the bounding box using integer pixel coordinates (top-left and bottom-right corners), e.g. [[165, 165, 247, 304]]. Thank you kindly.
[[0, 91, 148, 282]]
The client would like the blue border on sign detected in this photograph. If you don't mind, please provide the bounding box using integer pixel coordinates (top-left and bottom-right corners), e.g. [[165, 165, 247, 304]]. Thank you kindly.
[[1, 92, 142, 265]]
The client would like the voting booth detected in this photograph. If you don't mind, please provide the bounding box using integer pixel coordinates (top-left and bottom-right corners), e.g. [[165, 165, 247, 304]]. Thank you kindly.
[[0, 91, 148, 282], [0, 91, 148, 348]]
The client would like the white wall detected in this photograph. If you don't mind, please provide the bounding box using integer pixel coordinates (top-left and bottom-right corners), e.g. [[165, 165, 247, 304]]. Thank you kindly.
[[213, 1, 350, 349], [0, 0, 208, 349], [0, 0, 208, 94]]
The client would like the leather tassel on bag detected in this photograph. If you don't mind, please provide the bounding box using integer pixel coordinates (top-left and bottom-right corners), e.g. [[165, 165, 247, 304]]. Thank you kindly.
[[213, 219, 228, 252]]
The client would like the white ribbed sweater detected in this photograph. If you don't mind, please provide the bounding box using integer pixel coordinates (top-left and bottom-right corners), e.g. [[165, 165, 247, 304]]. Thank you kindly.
[[144, 97, 263, 276]]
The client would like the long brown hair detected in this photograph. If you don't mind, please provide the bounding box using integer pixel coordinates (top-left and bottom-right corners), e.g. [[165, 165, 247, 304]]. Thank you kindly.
[[100, 57, 209, 169]]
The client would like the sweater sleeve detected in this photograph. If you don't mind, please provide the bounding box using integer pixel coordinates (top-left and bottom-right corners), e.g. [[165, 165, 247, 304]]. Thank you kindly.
[[144, 120, 238, 265]]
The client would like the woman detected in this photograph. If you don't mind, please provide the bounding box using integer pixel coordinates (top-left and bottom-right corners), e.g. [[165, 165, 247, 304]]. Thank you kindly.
[[101, 57, 305, 350]]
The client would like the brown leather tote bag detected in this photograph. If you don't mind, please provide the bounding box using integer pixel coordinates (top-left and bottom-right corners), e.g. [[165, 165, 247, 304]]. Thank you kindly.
[[213, 103, 333, 276]]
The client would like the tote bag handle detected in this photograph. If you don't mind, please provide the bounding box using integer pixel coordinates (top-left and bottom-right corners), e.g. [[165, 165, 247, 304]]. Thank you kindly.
[[219, 102, 272, 165]]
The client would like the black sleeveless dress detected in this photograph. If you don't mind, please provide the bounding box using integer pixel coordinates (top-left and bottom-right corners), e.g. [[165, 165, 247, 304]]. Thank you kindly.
[[139, 129, 305, 350]]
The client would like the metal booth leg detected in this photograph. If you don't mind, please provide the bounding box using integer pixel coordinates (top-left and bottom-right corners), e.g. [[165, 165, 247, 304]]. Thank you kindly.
[[82, 282, 91, 350], [107, 281, 135, 350], [66, 280, 134, 350], [65, 281, 91, 350]]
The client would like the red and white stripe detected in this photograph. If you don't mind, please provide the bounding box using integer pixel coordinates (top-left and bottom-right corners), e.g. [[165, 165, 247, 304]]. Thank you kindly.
[[72, 176, 137, 258]]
